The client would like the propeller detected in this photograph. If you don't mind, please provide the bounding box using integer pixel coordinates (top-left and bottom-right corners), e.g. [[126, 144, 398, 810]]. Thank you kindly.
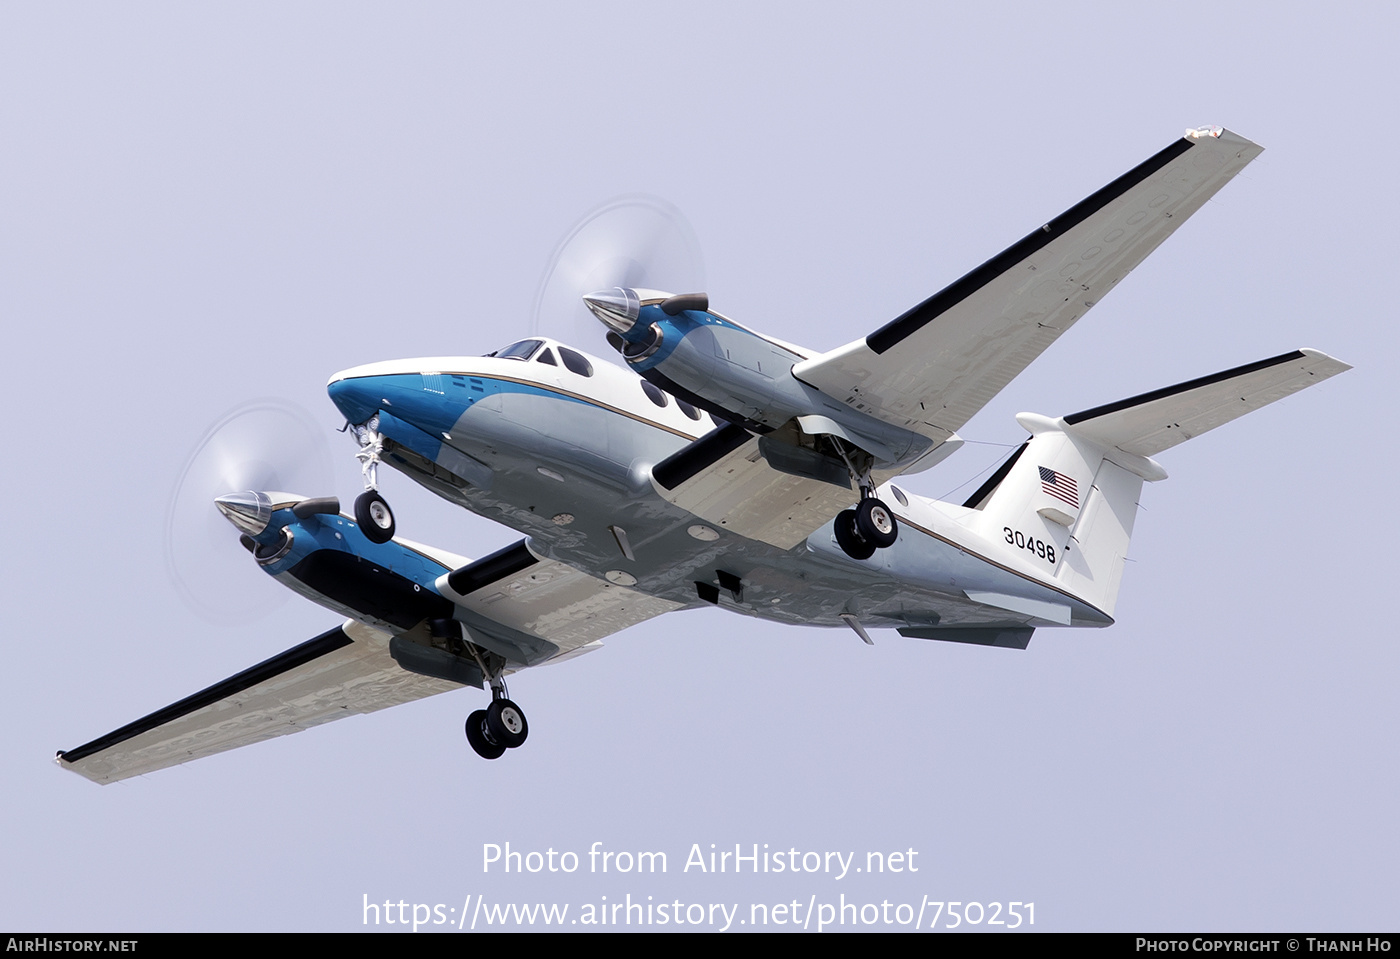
[[165, 401, 334, 624], [531, 194, 705, 354]]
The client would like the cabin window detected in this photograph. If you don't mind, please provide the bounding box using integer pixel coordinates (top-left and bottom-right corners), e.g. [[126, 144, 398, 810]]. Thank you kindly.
[[641, 381, 669, 407], [676, 398, 702, 420], [890, 486, 908, 507]]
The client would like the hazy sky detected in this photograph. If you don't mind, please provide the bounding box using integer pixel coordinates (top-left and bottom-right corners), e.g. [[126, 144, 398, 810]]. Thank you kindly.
[[4, 3, 1395, 932]]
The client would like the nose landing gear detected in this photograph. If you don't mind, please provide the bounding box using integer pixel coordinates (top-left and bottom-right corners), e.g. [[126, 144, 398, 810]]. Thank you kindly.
[[354, 489, 395, 543], [349, 416, 396, 543]]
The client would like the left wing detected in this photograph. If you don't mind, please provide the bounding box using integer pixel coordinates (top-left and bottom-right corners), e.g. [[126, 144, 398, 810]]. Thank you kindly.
[[56, 620, 454, 785], [792, 127, 1263, 443], [59, 541, 683, 784]]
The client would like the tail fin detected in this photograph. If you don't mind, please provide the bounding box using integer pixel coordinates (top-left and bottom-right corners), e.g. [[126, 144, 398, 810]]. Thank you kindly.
[[970, 349, 1349, 616]]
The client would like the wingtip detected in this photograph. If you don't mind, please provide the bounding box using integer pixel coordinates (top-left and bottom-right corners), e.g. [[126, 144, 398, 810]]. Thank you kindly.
[[1298, 347, 1353, 373], [1185, 125, 1264, 155]]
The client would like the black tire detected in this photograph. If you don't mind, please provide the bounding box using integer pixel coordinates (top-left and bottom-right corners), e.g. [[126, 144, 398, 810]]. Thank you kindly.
[[834, 509, 876, 560], [465, 710, 506, 760], [486, 698, 529, 748], [855, 497, 898, 548], [355, 490, 395, 544]]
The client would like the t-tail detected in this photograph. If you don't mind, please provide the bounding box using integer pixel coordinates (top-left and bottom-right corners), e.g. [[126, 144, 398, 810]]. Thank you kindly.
[[964, 349, 1349, 617]]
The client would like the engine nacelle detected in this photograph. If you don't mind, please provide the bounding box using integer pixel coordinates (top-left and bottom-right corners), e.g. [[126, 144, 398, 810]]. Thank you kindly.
[[584, 286, 931, 469]]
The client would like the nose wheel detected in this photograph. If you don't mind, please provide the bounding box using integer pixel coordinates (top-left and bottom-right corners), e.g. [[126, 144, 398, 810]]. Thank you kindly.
[[348, 416, 396, 543], [354, 490, 396, 543]]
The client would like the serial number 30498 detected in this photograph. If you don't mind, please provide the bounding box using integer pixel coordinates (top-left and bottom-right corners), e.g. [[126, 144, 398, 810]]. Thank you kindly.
[[1004, 527, 1055, 565]]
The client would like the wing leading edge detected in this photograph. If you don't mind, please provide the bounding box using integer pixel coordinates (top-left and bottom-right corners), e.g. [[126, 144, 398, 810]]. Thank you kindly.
[[792, 127, 1265, 442]]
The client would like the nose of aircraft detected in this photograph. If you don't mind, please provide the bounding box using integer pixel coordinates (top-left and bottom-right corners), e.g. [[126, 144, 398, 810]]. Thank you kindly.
[[327, 375, 384, 425], [583, 287, 641, 335], [214, 491, 273, 535]]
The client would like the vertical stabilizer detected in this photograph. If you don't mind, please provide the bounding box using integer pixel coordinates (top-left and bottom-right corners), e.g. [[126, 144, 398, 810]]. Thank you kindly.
[[1054, 458, 1144, 617]]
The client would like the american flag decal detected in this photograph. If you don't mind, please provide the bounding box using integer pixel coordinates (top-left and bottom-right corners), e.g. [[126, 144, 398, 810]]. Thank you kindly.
[[1039, 466, 1080, 509]]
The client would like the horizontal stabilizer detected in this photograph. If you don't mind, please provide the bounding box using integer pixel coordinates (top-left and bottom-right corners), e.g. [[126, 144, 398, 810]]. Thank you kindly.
[[1062, 348, 1350, 457], [968, 348, 1348, 618]]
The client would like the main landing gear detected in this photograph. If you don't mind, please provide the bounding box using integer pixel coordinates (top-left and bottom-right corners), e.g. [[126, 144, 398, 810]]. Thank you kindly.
[[462, 645, 530, 760], [835, 494, 898, 560], [830, 442, 899, 561], [350, 415, 396, 543], [465, 695, 530, 760]]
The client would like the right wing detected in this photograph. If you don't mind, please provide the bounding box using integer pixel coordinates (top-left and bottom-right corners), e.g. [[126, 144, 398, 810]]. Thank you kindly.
[[793, 127, 1265, 444], [646, 128, 1265, 551]]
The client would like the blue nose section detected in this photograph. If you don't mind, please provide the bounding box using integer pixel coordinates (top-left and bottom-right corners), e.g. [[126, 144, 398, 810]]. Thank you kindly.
[[328, 372, 467, 438], [328, 375, 387, 425]]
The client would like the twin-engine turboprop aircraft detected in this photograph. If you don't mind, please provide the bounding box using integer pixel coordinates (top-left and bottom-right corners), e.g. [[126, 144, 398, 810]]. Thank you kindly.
[[58, 126, 1349, 782]]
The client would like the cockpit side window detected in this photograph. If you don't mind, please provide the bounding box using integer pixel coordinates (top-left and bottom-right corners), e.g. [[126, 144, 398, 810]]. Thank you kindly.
[[558, 347, 593, 377], [536, 348, 558, 366]]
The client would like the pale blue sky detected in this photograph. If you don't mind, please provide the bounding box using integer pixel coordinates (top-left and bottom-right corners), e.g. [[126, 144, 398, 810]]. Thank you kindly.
[[3, 3, 1394, 931]]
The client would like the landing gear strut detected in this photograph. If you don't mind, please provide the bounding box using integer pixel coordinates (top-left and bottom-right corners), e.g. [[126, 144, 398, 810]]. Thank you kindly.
[[462, 644, 530, 760], [350, 415, 395, 543], [830, 441, 899, 560]]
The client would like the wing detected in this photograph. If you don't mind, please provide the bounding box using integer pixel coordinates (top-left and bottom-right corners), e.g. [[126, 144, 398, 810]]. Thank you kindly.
[[56, 620, 454, 785], [58, 541, 683, 784], [648, 425, 860, 550], [439, 540, 685, 663], [792, 127, 1264, 442], [648, 424, 964, 550]]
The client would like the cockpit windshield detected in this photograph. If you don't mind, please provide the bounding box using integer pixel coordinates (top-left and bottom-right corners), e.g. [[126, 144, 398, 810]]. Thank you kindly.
[[489, 339, 543, 361]]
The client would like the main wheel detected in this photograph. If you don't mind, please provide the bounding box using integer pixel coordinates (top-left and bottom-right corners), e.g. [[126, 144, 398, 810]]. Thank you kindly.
[[834, 509, 876, 560], [355, 490, 395, 543], [465, 710, 506, 760], [486, 698, 529, 748], [855, 497, 898, 548]]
